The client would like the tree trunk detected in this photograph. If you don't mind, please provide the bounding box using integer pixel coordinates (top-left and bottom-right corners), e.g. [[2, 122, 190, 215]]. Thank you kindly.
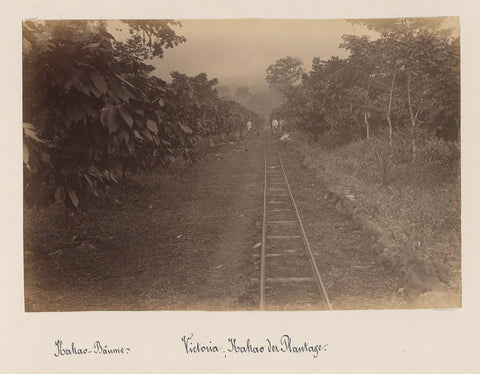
[[386, 115, 393, 146], [364, 112, 370, 140], [387, 69, 397, 147], [365, 75, 372, 140], [407, 71, 419, 156]]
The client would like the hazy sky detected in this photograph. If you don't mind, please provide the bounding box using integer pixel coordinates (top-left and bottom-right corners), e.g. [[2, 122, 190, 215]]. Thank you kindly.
[[147, 19, 375, 89], [111, 18, 458, 91]]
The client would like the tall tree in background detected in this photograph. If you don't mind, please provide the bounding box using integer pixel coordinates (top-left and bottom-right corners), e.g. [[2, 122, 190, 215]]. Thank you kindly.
[[266, 56, 304, 93]]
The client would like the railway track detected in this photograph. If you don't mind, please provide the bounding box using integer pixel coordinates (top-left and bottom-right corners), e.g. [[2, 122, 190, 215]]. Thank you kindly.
[[258, 135, 332, 311]]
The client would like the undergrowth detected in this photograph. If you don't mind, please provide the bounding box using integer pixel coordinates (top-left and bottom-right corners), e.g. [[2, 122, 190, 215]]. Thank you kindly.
[[290, 131, 461, 291]]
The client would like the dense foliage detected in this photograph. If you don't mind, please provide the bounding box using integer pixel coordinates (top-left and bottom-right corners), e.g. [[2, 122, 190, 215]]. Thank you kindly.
[[23, 20, 261, 209], [266, 56, 304, 93], [269, 18, 460, 148]]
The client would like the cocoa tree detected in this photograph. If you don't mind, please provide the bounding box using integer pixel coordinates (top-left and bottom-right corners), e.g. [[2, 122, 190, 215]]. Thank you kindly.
[[23, 20, 189, 209], [274, 17, 459, 148]]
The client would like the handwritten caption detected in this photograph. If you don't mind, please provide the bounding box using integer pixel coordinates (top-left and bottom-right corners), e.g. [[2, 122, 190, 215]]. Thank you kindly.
[[54, 340, 131, 357], [181, 333, 328, 358], [53, 335, 327, 359]]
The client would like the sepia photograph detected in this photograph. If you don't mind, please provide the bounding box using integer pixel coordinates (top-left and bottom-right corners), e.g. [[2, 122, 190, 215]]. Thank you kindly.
[[23, 17, 461, 312]]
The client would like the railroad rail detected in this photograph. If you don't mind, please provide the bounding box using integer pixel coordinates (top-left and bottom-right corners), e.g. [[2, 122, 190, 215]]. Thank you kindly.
[[259, 135, 332, 311]]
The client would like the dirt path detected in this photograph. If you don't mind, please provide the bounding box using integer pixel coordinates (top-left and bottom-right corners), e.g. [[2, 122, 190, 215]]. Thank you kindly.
[[24, 135, 264, 311], [174, 136, 265, 310], [24, 132, 403, 311]]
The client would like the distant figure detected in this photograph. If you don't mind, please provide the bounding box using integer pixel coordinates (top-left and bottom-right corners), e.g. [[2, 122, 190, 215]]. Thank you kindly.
[[272, 119, 279, 130], [279, 119, 285, 131], [246, 120, 252, 131]]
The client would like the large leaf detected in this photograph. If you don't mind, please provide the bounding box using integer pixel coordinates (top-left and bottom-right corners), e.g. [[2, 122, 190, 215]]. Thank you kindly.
[[83, 173, 94, 189], [142, 128, 154, 141], [67, 188, 79, 208], [23, 122, 45, 143], [119, 107, 134, 128], [179, 123, 193, 134], [146, 120, 158, 135], [90, 84, 102, 98], [54, 185, 65, 202], [23, 144, 30, 168], [133, 130, 143, 140], [100, 108, 108, 127], [72, 74, 91, 96], [120, 86, 135, 103], [106, 108, 120, 133], [89, 71, 108, 95], [22, 37, 32, 55], [108, 76, 134, 102]]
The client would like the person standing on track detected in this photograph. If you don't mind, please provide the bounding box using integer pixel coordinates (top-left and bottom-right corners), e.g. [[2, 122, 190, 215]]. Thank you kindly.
[[272, 119, 279, 131]]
